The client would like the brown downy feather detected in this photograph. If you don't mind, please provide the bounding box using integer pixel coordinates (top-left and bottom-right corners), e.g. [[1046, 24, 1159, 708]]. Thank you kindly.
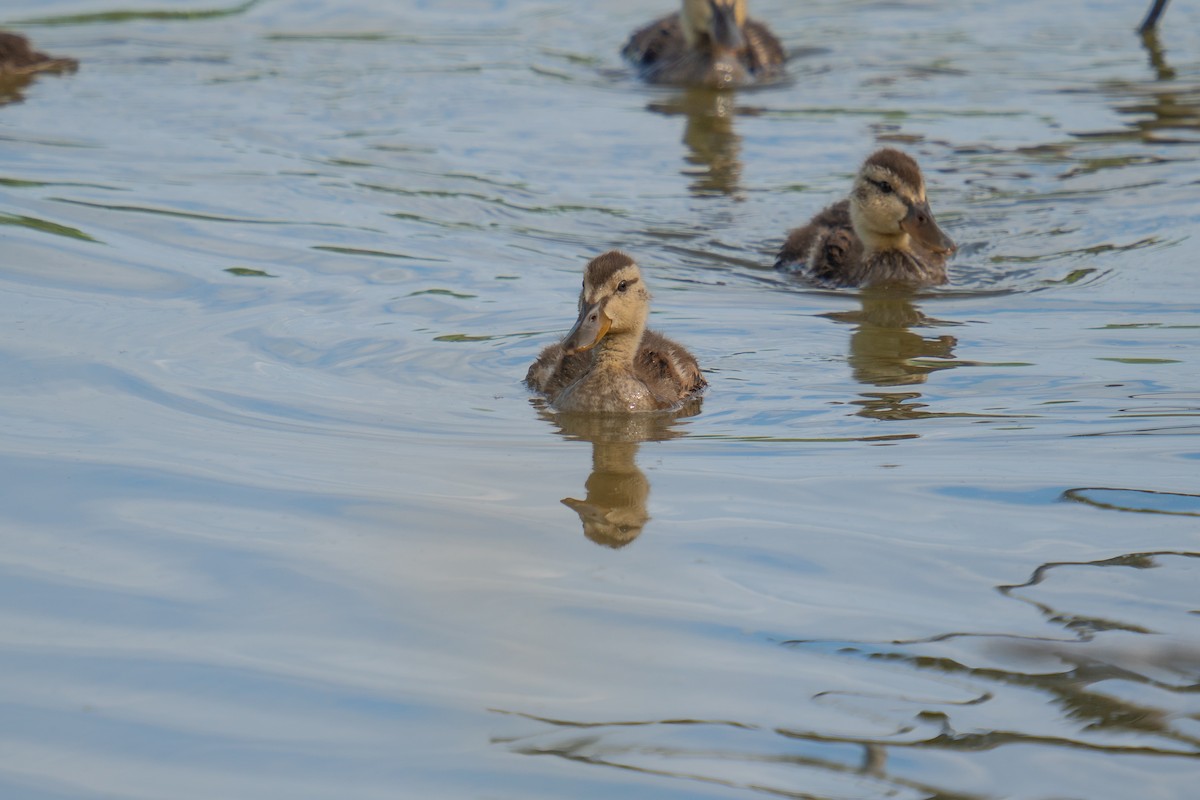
[[583, 250, 636, 287], [775, 199, 864, 285], [862, 148, 923, 192]]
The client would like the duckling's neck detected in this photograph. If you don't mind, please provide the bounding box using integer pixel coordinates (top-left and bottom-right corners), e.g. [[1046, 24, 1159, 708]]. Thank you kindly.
[[680, 7, 705, 50], [860, 229, 912, 255], [591, 324, 645, 369]]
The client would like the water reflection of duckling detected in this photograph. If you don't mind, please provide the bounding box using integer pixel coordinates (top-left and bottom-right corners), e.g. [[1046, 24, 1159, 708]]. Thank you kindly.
[[0, 31, 76, 77], [525, 251, 706, 413], [824, 292, 958, 387], [776, 149, 957, 288], [538, 403, 699, 548], [623, 0, 785, 89], [648, 88, 744, 196], [563, 440, 649, 548]]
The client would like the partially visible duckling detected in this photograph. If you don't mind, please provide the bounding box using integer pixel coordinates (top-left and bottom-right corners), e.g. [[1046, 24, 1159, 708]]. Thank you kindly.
[[775, 149, 956, 288], [623, 0, 785, 88], [0, 32, 77, 76], [526, 251, 706, 413]]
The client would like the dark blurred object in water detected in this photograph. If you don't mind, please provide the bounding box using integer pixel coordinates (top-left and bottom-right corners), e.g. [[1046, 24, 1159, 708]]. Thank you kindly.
[[1138, 0, 1171, 33], [0, 31, 77, 105], [622, 0, 785, 89], [1073, 20, 1200, 145], [0, 31, 77, 77]]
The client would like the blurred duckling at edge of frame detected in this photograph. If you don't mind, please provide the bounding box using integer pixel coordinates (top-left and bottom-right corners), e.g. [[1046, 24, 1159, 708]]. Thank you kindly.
[[623, 0, 785, 88], [0, 31, 77, 76], [775, 148, 957, 289], [525, 251, 707, 414]]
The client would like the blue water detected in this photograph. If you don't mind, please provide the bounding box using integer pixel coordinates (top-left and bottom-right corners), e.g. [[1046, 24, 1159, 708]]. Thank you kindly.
[[0, 1, 1197, 797]]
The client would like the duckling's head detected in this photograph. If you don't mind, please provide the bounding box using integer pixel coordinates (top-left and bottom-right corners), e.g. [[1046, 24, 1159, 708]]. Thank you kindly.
[[562, 251, 650, 355], [848, 149, 956, 256], [682, 0, 748, 56]]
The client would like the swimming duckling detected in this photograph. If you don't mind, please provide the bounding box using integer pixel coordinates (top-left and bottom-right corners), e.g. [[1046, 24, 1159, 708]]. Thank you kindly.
[[623, 0, 785, 88], [0, 32, 77, 76], [526, 251, 706, 413], [775, 149, 956, 288]]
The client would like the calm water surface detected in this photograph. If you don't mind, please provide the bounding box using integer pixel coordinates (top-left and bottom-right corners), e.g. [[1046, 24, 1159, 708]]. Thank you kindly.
[[1, 1, 1198, 798]]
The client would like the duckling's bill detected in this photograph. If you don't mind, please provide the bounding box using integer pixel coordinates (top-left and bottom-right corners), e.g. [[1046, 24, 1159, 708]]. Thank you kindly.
[[709, 0, 745, 52], [901, 201, 956, 256], [562, 302, 612, 355]]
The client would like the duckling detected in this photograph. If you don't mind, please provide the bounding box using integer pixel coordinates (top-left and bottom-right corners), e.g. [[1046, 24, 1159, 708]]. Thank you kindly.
[[525, 251, 706, 413], [623, 0, 785, 88], [0, 32, 77, 76], [775, 148, 956, 288]]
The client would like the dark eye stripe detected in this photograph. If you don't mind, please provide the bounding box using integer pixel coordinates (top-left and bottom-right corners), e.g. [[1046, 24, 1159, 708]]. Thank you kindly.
[[868, 178, 917, 209]]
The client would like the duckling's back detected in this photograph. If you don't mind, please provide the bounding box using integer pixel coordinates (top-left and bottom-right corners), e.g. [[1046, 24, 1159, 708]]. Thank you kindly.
[[525, 341, 585, 399]]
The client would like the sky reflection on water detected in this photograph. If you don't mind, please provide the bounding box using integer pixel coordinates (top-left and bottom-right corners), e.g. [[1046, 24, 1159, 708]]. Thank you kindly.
[[0, 1, 1198, 798]]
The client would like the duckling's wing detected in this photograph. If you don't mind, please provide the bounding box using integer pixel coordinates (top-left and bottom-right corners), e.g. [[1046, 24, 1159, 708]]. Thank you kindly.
[[622, 13, 686, 69], [812, 224, 864, 287], [775, 226, 819, 271], [637, 330, 707, 407], [744, 19, 786, 74], [525, 342, 588, 400], [775, 199, 853, 271]]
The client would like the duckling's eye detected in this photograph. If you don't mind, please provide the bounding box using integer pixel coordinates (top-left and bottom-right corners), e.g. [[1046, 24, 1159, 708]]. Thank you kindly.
[[878, 181, 893, 194], [617, 280, 628, 293]]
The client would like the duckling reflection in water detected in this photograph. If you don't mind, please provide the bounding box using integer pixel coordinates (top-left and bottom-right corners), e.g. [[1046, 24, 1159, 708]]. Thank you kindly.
[[824, 292, 959, 388], [648, 88, 744, 196], [0, 32, 76, 77], [525, 251, 706, 414], [623, 0, 785, 88], [776, 149, 957, 288], [563, 439, 649, 548], [538, 403, 700, 548]]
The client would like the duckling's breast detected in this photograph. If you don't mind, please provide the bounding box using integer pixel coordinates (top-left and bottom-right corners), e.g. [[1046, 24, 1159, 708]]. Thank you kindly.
[[553, 369, 660, 414]]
